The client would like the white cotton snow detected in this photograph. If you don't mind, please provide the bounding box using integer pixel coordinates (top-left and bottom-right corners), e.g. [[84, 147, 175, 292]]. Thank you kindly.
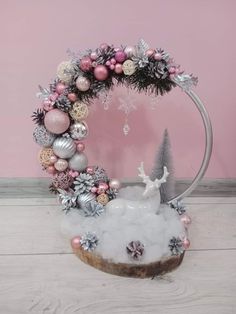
[[61, 185, 186, 264]]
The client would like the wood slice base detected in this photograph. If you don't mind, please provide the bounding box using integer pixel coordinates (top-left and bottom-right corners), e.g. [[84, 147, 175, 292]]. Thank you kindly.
[[73, 247, 185, 278]]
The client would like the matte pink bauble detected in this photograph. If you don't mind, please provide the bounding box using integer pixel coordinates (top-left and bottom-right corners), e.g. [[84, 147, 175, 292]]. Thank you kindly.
[[146, 49, 155, 57], [154, 52, 162, 61], [90, 51, 98, 61], [109, 64, 115, 70], [77, 142, 85, 152], [110, 58, 116, 65], [49, 155, 58, 164], [54, 159, 68, 172], [76, 76, 91, 91], [71, 236, 81, 249], [46, 165, 56, 175], [94, 65, 109, 81], [56, 83, 66, 94], [182, 238, 190, 249], [97, 182, 109, 194], [168, 67, 176, 74], [44, 109, 70, 134], [68, 93, 77, 102], [86, 166, 94, 175], [91, 186, 97, 193], [80, 56, 92, 72], [115, 50, 127, 63], [109, 178, 121, 190], [100, 43, 109, 51], [114, 63, 123, 74], [105, 60, 111, 66], [180, 214, 192, 226]]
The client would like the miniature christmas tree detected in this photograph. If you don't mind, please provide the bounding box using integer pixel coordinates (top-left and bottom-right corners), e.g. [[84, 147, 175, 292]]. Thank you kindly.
[[150, 129, 175, 203]]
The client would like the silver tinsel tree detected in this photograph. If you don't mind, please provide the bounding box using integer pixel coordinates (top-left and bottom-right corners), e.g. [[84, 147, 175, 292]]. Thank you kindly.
[[150, 129, 175, 203]]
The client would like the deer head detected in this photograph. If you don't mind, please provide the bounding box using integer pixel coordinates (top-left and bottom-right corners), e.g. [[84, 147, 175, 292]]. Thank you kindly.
[[138, 162, 169, 199]]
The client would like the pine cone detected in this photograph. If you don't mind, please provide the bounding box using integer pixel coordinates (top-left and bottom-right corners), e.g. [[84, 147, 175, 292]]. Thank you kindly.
[[55, 95, 72, 112], [82, 201, 104, 217], [74, 173, 95, 195], [31, 109, 45, 125], [126, 241, 144, 260], [106, 188, 117, 201], [168, 237, 184, 255], [80, 232, 98, 251], [93, 166, 108, 184], [96, 46, 115, 64]]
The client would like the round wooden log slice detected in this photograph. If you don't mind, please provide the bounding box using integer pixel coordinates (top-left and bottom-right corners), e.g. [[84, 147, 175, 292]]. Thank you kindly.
[[73, 247, 185, 278]]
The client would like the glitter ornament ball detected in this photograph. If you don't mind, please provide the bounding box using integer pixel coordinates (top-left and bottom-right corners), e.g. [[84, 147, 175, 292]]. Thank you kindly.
[[70, 121, 89, 140], [80, 56, 92, 72], [96, 193, 109, 206], [52, 171, 73, 190], [38, 147, 56, 167], [76, 76, 91, 92], [53, 137, 76, 159], [94, 65, 109, 81], [69, 152, 88, 172], [57, 61, 75, 84], [69, 102, 89, 121], [44, 109, 70, 135], [122, 60, 136, 75], [54, 159, 68, 172], [33, 125, 56, 147], [115, 50, 127, 63], [56, 83, 66, 94]]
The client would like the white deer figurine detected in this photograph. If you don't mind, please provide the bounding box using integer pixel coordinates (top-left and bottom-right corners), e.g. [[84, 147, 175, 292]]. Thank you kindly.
[[105, 162, 169, 218], [138, 162, 169, 199]]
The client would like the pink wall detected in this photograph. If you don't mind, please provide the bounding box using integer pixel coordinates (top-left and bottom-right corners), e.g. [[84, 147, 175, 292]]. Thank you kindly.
[[1, 0, 236, 179]]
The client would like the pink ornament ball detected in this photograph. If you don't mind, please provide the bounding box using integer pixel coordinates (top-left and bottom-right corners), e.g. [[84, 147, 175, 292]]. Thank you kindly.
[[76, 76, 91, 91], [71, 236, 81, 249], [115, 50, 127, 63], [154, 52, 162, 61], [56, 83, 66, 94], [97, 182, 109, 194], [100, 43, 109, 51], [80, 56, 92, 72], [94, 65, 109, 81], [49, 155, 58, 164], [180, 214, 192, 226], [110, 58, 116, 65], [43, 100, 53, 111], [109, 178, 121, 190], [86, 166, 94, 175], [106, 60, 111, 66], [68, 93, 77, 102], [44, 109, 70, 134], [77, 142, 85, 152], [54, 159, 68, 172], [168, 67, 176, 74], [91, 186, 97, 193], [109, 64, 115, 70], [182, 238, 190, 249], [114, 63, 123, 74], [146, 49, 155, 57], [90, 51, 98, 61], [46, 165, 56, 175]]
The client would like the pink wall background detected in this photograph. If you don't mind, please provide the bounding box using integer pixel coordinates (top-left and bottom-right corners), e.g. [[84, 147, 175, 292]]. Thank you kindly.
[[1, 0, 236, 179]]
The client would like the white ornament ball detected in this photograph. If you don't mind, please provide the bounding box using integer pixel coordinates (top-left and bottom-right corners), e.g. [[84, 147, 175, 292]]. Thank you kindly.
[[53, 137, 76, 159], [69, 152, 88, 172], [70, 121, 89, 140], [122, 60, 136, 76], [57, 61, 75, 84], [76, 76, 91, 91]]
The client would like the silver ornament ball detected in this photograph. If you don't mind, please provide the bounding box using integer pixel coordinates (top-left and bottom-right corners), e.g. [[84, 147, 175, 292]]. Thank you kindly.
[[70, 121, 89, 140], [69, 152, 88, 171], [77, 192, 96, 208], [53, 137, 76, 159], [33, 125, 56, 147]]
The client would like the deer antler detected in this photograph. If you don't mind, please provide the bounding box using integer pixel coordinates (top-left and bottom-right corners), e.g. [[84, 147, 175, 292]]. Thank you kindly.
[[138, 162, 150, 184]]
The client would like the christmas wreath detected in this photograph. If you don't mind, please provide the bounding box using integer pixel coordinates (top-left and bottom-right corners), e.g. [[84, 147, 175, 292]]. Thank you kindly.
[[32, 39, 211, 278]]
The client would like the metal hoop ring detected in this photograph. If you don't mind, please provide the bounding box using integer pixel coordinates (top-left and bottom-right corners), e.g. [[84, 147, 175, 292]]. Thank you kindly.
[[168, 83, 213, 202]]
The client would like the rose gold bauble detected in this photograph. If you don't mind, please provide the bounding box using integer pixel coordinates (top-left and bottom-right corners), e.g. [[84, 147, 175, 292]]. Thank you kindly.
[[71, 236, 81, 249], [44, 109, 70, 134]]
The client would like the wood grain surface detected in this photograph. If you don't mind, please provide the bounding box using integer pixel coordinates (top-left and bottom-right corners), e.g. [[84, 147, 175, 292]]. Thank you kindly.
[[0, 193, 235, 313]]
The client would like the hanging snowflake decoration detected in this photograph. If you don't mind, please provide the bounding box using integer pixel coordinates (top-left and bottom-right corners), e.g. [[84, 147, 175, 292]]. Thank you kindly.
[[168, 237, 184, 256], [80, 232, 99, 252]]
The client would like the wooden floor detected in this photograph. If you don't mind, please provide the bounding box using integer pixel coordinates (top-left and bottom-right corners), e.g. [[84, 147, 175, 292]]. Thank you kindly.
[[0, 195, 235, 314]]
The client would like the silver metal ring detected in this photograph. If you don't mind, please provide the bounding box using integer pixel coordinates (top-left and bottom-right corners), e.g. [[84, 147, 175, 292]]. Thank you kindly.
[[168, 83, 213, 202]]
